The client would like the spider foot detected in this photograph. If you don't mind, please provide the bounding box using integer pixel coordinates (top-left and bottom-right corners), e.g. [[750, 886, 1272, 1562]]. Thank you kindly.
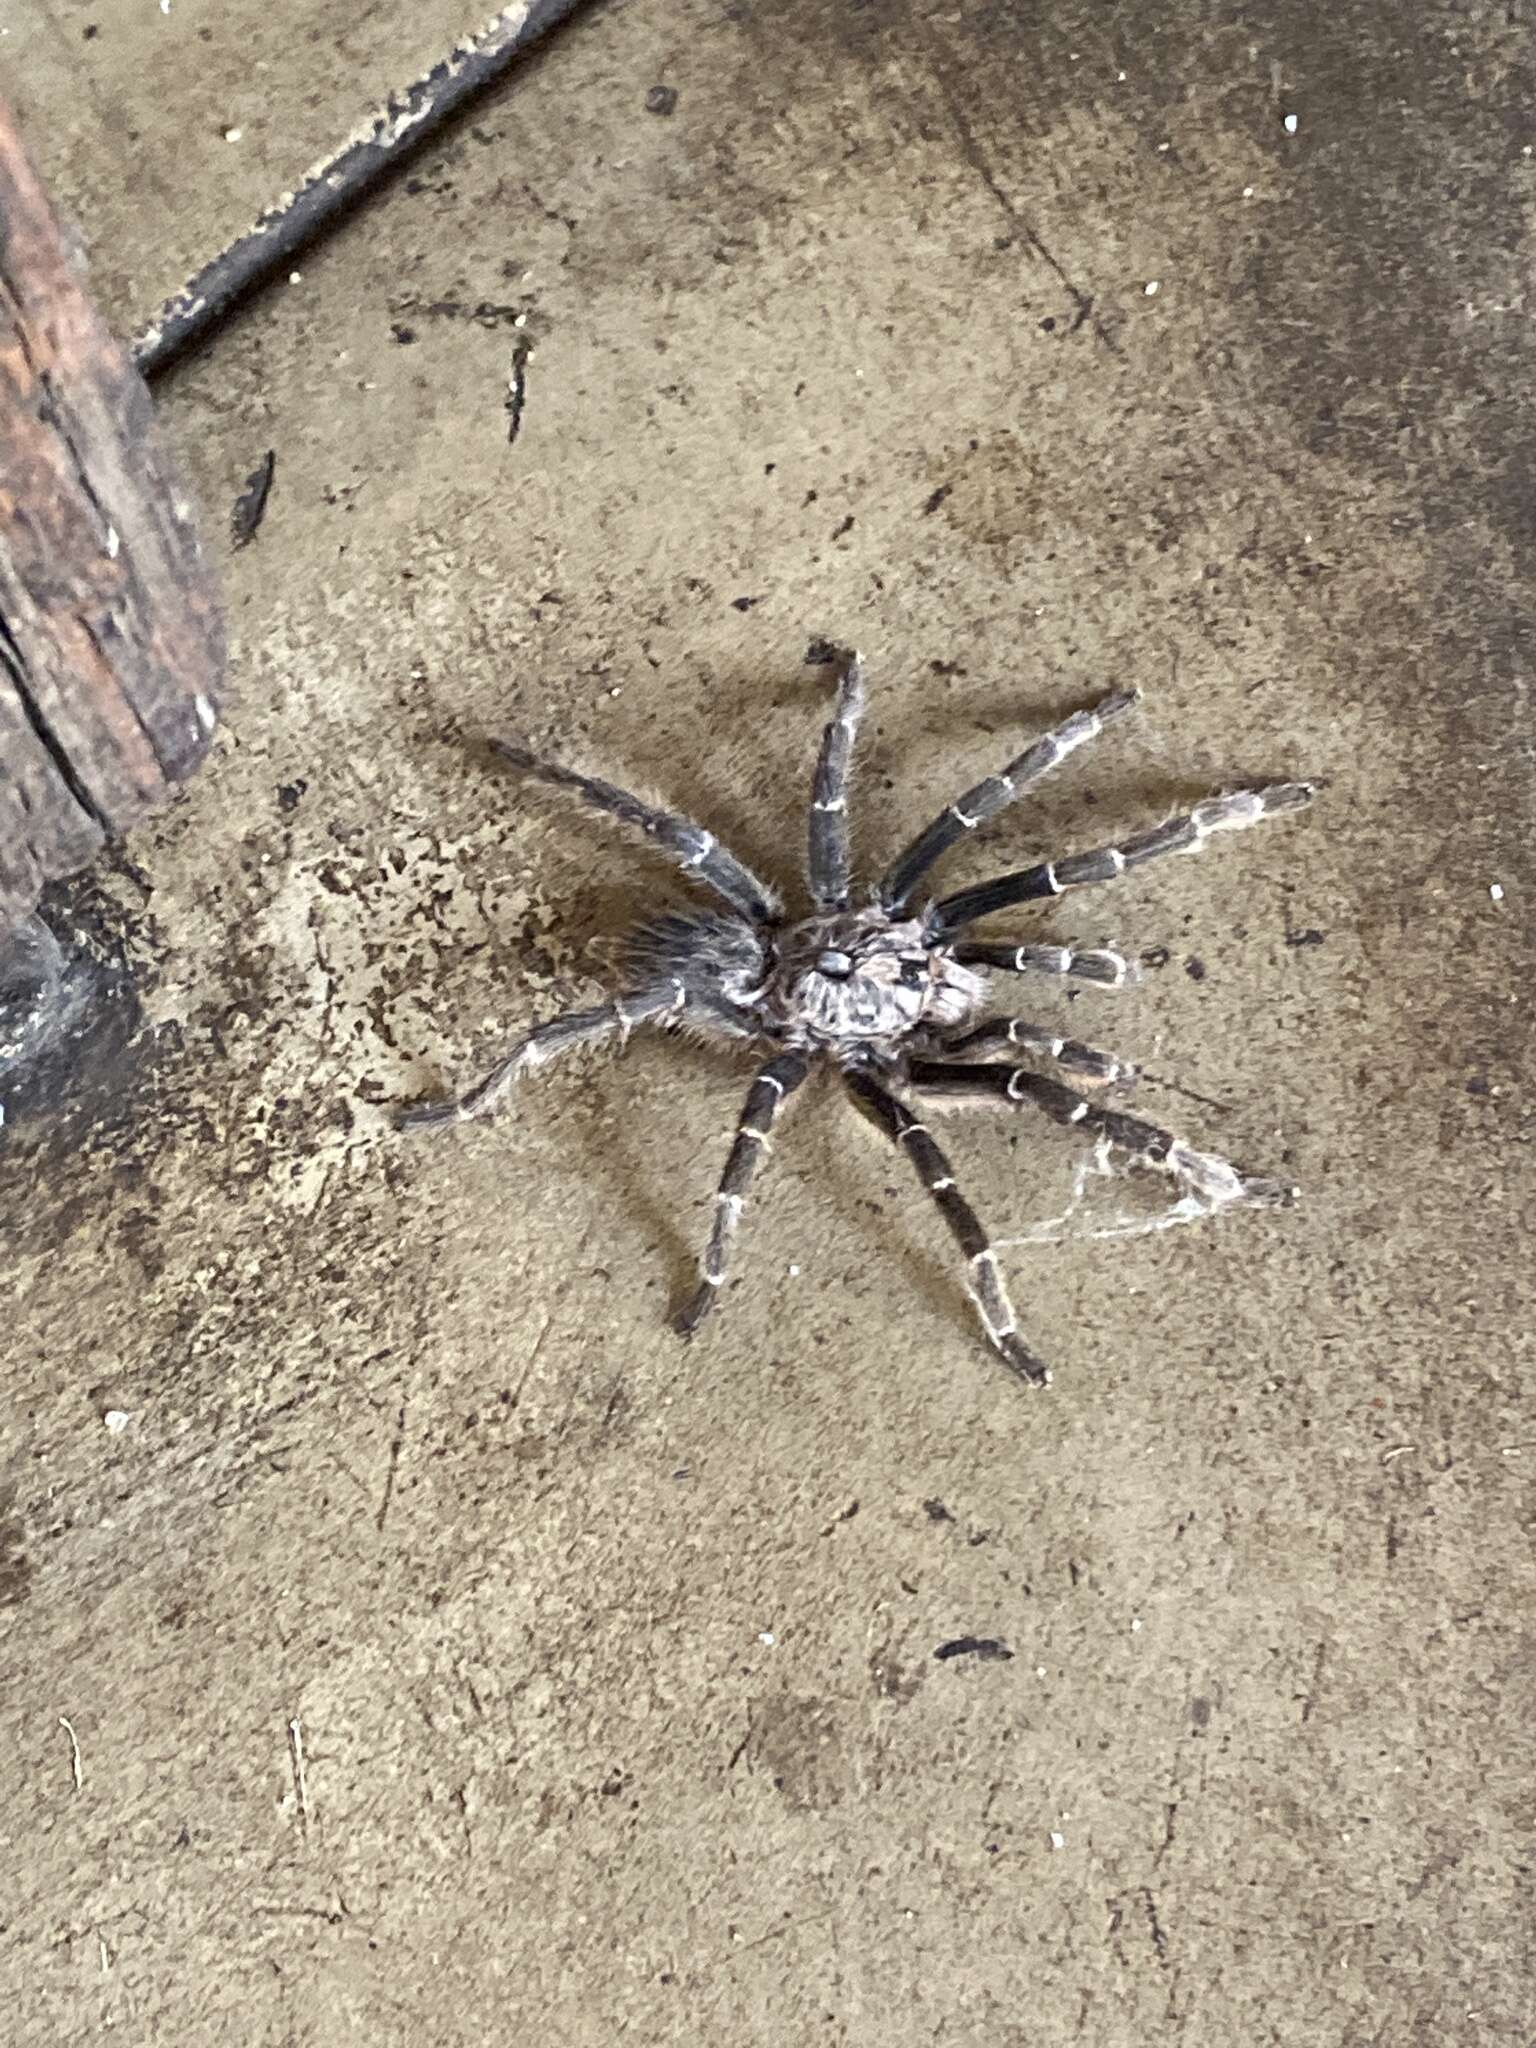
[[994, 1330, 1052, 1388], [1225, 1172, 1298, 1210], [395, 1097, 472, 1133], [672, 1283, 718, 1338]]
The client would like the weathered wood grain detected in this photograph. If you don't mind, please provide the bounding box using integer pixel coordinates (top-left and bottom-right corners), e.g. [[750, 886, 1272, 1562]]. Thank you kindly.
[[0, 97, 225, 945]]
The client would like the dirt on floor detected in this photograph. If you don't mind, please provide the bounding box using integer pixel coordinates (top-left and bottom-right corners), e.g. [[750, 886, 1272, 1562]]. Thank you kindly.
[[3, 2, 1533, 2043]]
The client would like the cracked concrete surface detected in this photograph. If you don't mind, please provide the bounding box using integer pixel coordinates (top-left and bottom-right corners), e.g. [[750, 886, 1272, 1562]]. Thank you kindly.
[[3, 2, 1533, 2041]]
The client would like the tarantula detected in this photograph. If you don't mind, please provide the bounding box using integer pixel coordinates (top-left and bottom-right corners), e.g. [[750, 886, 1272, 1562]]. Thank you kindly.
[[399, 651, 1313, 1385]]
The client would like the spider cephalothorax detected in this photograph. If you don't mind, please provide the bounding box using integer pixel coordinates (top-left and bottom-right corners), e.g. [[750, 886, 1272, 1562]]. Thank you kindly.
[[400, 650, 1313, 1386], [766, 909, 987, 1045]]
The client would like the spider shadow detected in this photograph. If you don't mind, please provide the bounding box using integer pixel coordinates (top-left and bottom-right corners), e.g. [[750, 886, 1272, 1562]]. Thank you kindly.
[[816, 1086, 1100, 1366], [863, 680, 1284, 878], [553, 1025, 751, 1298], [462, 731, 781, 954], [549, 1047, 971, 1349], [476, 673, 1250, 937], [638, 660, 837, 894], [786, 1078, 985, 1355], [540, 650, 866, 899]]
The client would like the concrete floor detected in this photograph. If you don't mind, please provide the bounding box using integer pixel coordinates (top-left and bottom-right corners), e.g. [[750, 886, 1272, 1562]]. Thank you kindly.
[[4, 1, 1533, 2041]]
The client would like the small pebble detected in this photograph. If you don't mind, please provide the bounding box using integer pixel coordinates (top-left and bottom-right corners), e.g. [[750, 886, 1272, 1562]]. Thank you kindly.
[[1049, 1831, 1066, 1849], [758, 1631, 775, 1647], [103, 1410, 130, 1434], [1490, 882, 1505, 902], [1283, 112, 1299, 134], [1143, 280, 1161, 297], [223, 126, 242, 142]]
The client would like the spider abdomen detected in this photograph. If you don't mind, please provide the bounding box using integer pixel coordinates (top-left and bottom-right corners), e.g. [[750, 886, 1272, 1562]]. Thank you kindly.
[[768, 908, 986, 1048]]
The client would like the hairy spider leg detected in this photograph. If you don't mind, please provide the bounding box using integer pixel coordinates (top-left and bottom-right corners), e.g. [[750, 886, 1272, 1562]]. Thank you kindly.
[[843, 1066, 1050, 1386], [928, 783, 1315, 936], [806, 649, 868, 912], [879, 687, 1138, 913], [952, 940, 1138, 989], [490, 738, 780, 926], [396, 983, 687, 1131], [906, 1062, 1294, 1207], [933, 1017, 1137, 1087], [674, 1050, 813, 1335]]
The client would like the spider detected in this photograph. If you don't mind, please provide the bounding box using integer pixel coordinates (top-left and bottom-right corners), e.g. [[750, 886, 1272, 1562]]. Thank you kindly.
[[398, 649, 1313, 1385]]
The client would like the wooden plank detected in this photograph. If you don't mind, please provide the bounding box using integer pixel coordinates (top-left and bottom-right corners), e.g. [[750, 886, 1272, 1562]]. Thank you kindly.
[[0, 95, 225, 944]]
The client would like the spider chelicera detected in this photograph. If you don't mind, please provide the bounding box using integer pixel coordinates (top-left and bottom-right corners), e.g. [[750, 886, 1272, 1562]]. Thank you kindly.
[[399, 649, 1313, 1385]]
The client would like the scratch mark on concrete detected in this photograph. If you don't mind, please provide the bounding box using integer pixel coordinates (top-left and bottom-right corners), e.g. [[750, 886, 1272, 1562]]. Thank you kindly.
[[932, 78, 1119, 356], [375, 1402, 408, 1532], [720, 1904, 837, 1967], [288, 1716, 311, 1834], [512, 1304, 556, 1408], [1142, 1069, 1234, 1116], [58, 1714, 83, 1794], [1139, 1885, 1170, 1963], [505, 328, 533, 445], [1153, 1799, 1179, 1867], [1299, 1640, 1327, 1723]]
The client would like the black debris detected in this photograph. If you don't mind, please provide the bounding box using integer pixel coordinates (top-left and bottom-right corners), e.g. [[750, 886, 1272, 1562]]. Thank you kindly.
[[231, 450, 276, 548], [505, 333, 532, 446], [934, 1637, 1014, 1663]]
